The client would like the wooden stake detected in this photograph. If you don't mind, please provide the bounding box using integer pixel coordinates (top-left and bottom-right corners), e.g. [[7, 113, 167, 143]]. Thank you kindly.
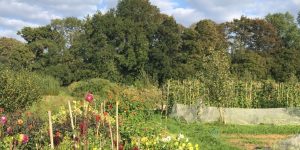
[[48, 111, 54, 149], [68, 101, 75, 139], [109, 121, 114, 150], [116, 100, 119, 150]]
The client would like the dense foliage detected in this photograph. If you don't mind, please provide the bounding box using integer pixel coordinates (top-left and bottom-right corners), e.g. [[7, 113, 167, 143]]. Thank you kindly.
[[0, 70, 41, 112], [0, 0, 296, 86]]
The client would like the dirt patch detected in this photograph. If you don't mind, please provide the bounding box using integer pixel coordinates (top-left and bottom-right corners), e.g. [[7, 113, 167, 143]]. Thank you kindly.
[[223, 134, 291, 150]]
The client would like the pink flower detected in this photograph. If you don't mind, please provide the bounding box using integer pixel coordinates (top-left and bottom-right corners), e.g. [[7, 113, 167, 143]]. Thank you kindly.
[[19, 134, 29, 144], [85, 92, 94, 103], [1, 116, 7, 125]]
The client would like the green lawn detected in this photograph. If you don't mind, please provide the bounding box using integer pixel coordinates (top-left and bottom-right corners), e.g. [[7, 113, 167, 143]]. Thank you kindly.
[[153, 116, 300, 150]]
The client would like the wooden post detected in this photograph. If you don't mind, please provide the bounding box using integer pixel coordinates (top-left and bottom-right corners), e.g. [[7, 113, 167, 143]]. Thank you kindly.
[[109, 121, 114, 150], [116, 100, 119, 150], [48, 111, 54, 149], [68, 101, 75, 139], [165, 80, 170, 119]]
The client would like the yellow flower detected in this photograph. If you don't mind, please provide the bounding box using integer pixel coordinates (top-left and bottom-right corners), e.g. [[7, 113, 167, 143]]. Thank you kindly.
[[181, 143, 186, 147], [141, 137, 148, 143], [195, 144, 199, 150]]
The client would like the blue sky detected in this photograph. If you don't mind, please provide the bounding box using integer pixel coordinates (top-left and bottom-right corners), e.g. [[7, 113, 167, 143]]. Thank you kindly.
[[0, 0, 299, 41]]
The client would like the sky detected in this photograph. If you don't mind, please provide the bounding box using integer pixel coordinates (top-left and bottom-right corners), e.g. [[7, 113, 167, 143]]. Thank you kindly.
[[0, 0, 299, 41]]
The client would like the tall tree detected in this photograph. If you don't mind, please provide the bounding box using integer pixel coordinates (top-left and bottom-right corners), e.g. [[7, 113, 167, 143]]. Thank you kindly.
[[0, 37, 34, 70], [266, 12, 300, 81]]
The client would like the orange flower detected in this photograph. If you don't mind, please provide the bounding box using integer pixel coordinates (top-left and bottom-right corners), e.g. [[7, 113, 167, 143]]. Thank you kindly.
[[17, 119, 23, 126], [25, 112, 32, 117], [103, 112, 109, 116]]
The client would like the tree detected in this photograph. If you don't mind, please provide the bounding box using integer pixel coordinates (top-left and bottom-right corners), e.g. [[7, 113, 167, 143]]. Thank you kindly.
[[231, 50, 268, 80], [266, 12, 300, 81], [0, 37, 34, 70], [223, 16, 281, 80], [146, 16, 182, 86], [193, 20, 231, 123]]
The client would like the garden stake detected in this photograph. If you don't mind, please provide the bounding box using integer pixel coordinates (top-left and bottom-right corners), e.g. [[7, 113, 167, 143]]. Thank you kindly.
[[48, 111, 54, 149], [116, 100, 119, 150], [68, 101, 75, 139], [84, 103, 90, 150], [109, 120, 114, 150], [68, 101, 77, 149]]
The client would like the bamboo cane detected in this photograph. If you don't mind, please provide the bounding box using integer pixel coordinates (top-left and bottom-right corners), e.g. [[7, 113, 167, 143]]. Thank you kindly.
[[68, 101, 75, 139], [48, 111, 54, 149], [116, 100, 119, 150], [109, 120, 114, 150]]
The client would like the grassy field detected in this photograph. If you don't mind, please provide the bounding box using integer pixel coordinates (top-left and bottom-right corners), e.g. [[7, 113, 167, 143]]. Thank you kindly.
[[159, 118, 300, 150]]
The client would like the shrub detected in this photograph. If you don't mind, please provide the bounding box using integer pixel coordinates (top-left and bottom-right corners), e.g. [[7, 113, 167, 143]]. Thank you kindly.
[[0, 70, 41, 112], [68, 78, 118, 98]]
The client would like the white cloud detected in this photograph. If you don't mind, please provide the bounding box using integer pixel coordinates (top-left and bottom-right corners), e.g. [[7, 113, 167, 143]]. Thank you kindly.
[[0, 0, 101, 40], [0, 17, 39, 30]]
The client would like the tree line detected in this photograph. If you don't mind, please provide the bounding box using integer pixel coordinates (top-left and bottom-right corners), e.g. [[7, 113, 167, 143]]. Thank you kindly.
[[1, 0, 300, 86]]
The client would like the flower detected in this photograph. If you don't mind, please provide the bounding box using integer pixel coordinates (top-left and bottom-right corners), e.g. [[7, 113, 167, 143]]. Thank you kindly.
[[6, 126, 13, 134], [79, 121, 88, 136], [109, 104, 113, 110], [141, 137, 148, 143], [1, 116, 7, 124], [133, 146, 139, 150], [161, 136, 171, 142], [85, 92, 94, 103], [95, 114, 101, 122], [54, 131, 62, 146], [19, 134, 29, 144], [104, 112, 109, 116], [178, 133, 185, 141], [17, 119, 24, 126]]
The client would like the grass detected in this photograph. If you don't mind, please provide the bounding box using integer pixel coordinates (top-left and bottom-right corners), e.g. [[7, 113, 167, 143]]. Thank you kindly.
[[150, 116, 300, 150], [28, 91, 74, 121]]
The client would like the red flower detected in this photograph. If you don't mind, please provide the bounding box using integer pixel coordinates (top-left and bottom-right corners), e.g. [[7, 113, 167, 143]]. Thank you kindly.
[[119, 143, 124, 150], [95, 115, 101, 122], [79, 121, 88, 136], [85, 92, 94, 103], [54, 131, 62, 146], [109, 104, 113, 110]]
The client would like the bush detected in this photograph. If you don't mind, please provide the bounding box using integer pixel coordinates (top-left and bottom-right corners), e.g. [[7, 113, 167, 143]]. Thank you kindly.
[[0, 70, 41, 112], [68, 78, 118, 98]]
